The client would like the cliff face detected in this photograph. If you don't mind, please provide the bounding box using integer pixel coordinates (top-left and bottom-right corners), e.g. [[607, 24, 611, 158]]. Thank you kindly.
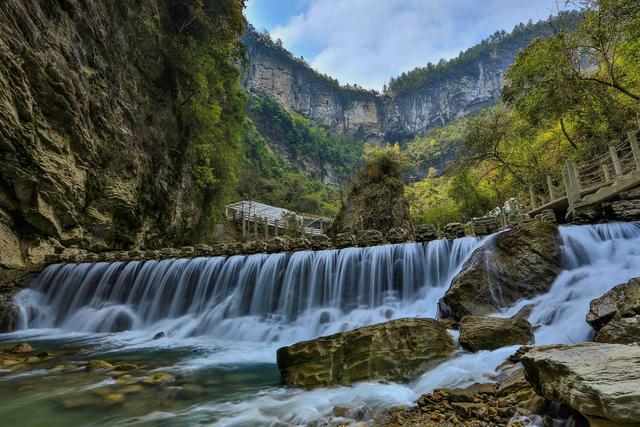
[[0, 0, 243, 269], [242, 31, 384, 141], [242, 21, 559, 142], [382, 61, 506, 140]]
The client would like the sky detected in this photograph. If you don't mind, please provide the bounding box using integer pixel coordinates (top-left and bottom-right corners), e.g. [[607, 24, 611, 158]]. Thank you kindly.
[[245, 0, 569, 91]]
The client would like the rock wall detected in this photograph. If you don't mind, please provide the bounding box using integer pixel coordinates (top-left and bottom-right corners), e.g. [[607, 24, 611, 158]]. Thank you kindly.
[[0, 0, 240, 269], [243, 29, 509, 142], [242, 30, 385, 140]]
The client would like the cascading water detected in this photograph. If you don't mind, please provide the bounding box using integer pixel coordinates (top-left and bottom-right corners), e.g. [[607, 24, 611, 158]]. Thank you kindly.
[[15, 238, 479, 345], [2, 222, 640, 426]]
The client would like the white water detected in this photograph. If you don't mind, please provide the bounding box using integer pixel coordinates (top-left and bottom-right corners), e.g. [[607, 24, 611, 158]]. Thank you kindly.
[[7, 222, 640, 425]]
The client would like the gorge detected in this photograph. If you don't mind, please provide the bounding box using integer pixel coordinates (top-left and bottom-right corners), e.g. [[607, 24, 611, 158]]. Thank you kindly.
[[1, 1, 640, 426]]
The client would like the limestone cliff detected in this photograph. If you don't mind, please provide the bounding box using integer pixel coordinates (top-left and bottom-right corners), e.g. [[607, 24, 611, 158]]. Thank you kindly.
[[0, 0, 244, 269], [243, 15, 576, 141], [242, 29, 384, 141]]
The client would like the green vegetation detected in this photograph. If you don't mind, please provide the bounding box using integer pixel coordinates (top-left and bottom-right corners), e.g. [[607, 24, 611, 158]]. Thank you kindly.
[[247, 95, 364, 179], [403, 0, 640, 225], [156, 0, 247, 234], [238, 117, 341, 216], [387, 12, 581, 96]]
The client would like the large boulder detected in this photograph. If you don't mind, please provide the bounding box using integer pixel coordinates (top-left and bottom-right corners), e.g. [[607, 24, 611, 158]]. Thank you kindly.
[[440, 220, 562, 320], [415, 224, 438, 243], [587, 278, 640, 344], [458, 315, 533, 352], [521, 343, 640, 425], [329, 174, 415, 239], [276, 318, 455, 389]]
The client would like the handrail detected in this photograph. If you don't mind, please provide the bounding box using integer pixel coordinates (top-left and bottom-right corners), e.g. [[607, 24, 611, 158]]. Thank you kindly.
[[522, 129, 640, 213]]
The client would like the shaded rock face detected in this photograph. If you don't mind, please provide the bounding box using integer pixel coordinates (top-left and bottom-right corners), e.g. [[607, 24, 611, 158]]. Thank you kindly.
[[0, 1, 228, 267], [521, 343, 640, 425], [330, 177, 415, 238], [276, 318, 455, 389], [587, 278, 640, 344], [458, 315, 533, 352], [440, 220, 562, 320]]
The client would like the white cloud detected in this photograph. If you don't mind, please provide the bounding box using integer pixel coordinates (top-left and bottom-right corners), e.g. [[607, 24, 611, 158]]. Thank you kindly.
[[270, 0, 564, 91]]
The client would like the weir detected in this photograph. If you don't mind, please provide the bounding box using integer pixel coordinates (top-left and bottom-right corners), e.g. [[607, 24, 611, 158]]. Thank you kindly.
[[15, 238, 479, 344], [4, 222, 640, 425]]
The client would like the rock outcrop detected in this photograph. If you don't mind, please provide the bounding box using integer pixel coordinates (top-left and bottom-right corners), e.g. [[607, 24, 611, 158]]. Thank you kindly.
[[381, 368, 546, 426], [440, 220, 562, 320], [276, 318, 455, 388], [521, 343, 640, 425], [0, 1, 242, 270], [330, 175, 415, 238], [587, 278, 640, 344], [458, 315, 533, 352]]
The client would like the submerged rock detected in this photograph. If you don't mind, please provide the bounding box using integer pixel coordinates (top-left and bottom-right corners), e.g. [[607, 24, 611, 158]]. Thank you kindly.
[[7, 342, 33, 354], [276, 318, 455, 389], [521, 343, 640, 425], [440, 220, 562, 320], [143, 372, 175, 385], [85, 360, 113, 372], [587, 278, 640, 343], [458, 316, 533, 351]]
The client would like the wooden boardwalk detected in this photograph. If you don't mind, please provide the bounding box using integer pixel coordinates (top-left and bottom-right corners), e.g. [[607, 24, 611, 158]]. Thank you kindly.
[[525, 130, 640, 218]]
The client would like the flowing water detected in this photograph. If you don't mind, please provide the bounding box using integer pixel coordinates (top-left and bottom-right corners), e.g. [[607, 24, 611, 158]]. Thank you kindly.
[[1, 222, 640, 426]]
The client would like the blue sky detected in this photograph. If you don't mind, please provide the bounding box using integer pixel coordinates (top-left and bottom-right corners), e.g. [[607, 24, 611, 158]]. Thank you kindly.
[[245, 0, 570, 91]]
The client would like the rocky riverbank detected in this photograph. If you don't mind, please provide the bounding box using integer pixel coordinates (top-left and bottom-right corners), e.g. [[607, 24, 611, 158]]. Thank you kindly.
[[271, 220, 640, 426]]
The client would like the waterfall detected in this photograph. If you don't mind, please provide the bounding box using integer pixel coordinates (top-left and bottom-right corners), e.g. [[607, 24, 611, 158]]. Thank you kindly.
[[14, 237, 479, 345], [5, 222, 640, 426]]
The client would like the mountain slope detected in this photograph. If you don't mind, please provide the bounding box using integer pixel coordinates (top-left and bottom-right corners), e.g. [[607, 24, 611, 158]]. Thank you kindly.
[[242, 12, 580, 142]]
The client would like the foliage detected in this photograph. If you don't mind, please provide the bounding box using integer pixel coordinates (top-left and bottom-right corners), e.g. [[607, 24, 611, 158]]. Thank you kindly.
[[360, 143, 408, 182], [160, 0, 247, 227], [247, 95, 365, 180], [238, 117, 340, 216], [405, 176, 461, 226], [403, 0, 639, 225]]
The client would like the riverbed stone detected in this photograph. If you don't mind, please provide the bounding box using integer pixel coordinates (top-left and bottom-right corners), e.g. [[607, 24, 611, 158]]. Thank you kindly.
[[276, 317, 455, 389], [6, 342, 33, 354], [458, 316, 533, 351], [521, 342, 640, 424], [355, 229, 385, 247], [415, 224, 438, 242], [440, 220, 562, 320], [309, 234, 331, 250], [386, 227, 409, 243], [85, 359, 113, 372], [443, 222, 465, 239]]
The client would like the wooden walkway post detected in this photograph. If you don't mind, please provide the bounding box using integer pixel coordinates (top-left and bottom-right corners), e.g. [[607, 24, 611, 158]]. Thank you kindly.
[[253, 215, 258, 238], [610, 146, 622, 177], [629, 131, 640, 171], [546, 176, 555, 201], [274, 219, 279, 237], [241, 206, 247, 238], [529, 186, 536, 209], [264, 217, 269, 239], [563, 169, 575, 210], [566, 159, 581, 191], [602, 162, 611, 183]]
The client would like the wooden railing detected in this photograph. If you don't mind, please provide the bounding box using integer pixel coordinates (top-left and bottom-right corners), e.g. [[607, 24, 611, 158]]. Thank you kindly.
[[523, 130, 640, 213]]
